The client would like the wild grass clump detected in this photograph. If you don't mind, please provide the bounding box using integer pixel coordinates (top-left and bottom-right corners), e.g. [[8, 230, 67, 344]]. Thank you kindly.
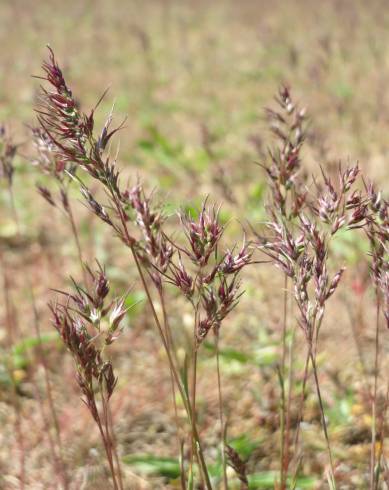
[[1, 45, 389, 489], [34, 48, 254, 489]]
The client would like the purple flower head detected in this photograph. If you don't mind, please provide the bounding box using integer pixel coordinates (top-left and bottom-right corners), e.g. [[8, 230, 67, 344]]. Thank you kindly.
[[180, 200, 224, 266]]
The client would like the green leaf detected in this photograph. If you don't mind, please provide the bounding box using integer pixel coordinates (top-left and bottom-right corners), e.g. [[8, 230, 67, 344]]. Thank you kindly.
[[248, 472, 317, 489], [5, 333, 60, 371], [203, 342, 253, 364], [122, 454, 181, 479], [327, 391, 354, 426], [331, 228, 368, 264], [253, 345, 278, 366], [202, 342, 277, 367], [228, 434, 261, 459], [12, 332, 58, 356], [182, 204, 200, 219], [332, 81, 353, 101], [248, 181, 266, 205], [124, 291, 146, 318]]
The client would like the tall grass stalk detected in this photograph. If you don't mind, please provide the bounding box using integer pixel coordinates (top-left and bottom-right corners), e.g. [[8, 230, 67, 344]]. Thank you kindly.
[[279, 275, 288, 489], [370, 294, 380, 489], [215, 333, 228, 489], [258, 86, 308, 487], [34, 47, 253, 488], [158, 288, 185, 488], [130, 245, 213, 489]]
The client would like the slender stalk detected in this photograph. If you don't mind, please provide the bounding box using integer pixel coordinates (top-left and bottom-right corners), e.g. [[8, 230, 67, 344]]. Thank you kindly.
[[106, 403, 124, 490], [187, 299, 208, 490], [292, 312, 324, 462], [179, 439, 187, 490], [108, 182, 212, 487], [279, 274, 288, 490], [95, 409, 119, 490], [159, 289, 179, 364], [130, 245, 213, 490], [160, 295, 186, 490], [291, 341, 311, 478], [370, 294, 380, 490], [95, 316, 122, 490], [283, 323, 296, 480], [215, 334, 228, 490], [159, 289, 182, 439], [8, 184, 20, 238], [189, 265, 206, 487], [277, 365, 286, 489], [66, 197, 87, 285], [310, 352, 336, 489], [190, 307, 199, 480], [191, 334, 198, 418]]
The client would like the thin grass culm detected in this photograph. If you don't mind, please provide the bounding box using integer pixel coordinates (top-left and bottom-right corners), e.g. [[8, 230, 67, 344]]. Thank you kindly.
[[364, 182, 389, 489], [258, 86, 308, 488], [255, 101, 368, 487]]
